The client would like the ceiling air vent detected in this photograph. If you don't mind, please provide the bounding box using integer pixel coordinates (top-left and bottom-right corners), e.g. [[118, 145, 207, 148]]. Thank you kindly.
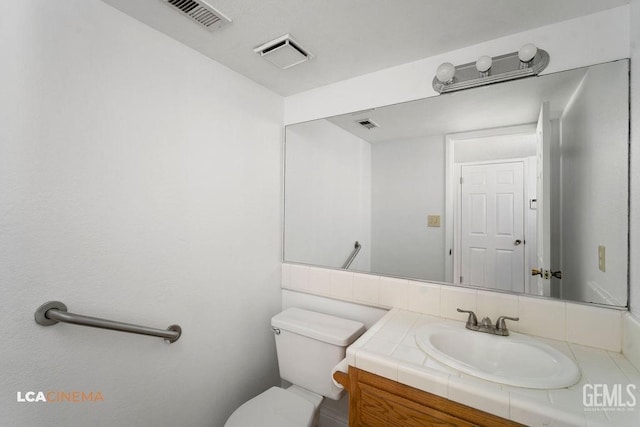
[[161, 0, 231, 32], [254, 34, 312, 69], [356, 119, 379, 130]]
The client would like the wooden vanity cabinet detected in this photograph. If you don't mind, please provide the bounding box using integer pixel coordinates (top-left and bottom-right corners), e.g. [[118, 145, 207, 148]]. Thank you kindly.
[[333, 367, 522, 427]]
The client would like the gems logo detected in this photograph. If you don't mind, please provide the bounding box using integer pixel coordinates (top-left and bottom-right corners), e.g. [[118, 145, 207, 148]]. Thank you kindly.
[[17, 391, 104, 403], [583, 384, 636, 411]]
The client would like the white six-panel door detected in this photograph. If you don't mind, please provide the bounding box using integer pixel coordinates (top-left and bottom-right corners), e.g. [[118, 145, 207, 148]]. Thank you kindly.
[[460, 161, 525, 292]]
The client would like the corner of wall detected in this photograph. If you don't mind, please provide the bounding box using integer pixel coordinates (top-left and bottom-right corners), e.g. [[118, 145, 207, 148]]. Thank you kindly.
[[630, 0, 640, 318]]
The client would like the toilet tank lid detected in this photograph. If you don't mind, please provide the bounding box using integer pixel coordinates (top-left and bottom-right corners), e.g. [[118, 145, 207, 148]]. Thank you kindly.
[[272, 308, 365, 346]]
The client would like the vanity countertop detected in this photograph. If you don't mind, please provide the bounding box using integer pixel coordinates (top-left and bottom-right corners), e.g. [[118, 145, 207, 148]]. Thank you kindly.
[[346, 308, 640, 426]]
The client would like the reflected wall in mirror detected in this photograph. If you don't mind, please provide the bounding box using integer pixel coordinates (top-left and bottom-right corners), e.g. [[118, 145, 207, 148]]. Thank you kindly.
[[284, 60, 629, 307]]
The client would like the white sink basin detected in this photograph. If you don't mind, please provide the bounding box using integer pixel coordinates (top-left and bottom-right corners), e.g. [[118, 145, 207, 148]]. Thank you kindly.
[[415, 323, 581, 389]]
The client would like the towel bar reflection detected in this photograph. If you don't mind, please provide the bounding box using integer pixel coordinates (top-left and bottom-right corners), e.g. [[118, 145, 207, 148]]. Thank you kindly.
[[34, 301, 182, 343], [342, 241, 362, 269]]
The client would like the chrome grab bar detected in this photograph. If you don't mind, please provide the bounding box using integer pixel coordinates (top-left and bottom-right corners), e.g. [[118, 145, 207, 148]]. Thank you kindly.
[[34, 301, 182, 343], [341, 241, 362, 269]]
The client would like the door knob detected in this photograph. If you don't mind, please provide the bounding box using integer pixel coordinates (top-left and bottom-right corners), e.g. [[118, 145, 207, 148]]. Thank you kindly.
[[531, 268, 542, 277], [551, 270, 562, 279], [514, 239, 522, 246]]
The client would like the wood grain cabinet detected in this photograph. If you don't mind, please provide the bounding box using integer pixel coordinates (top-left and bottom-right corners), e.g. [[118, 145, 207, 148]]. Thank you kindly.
[[333, 367, 522, 427]]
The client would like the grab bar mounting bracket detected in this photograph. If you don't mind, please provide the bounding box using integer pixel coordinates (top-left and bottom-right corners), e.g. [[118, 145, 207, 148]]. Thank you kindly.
[[35, 301, 68, 326]]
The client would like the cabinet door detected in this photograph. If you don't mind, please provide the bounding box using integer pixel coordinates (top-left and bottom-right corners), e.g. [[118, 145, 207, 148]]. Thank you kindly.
[[348, 368, 522, 427], [358, 382, 475, 426]]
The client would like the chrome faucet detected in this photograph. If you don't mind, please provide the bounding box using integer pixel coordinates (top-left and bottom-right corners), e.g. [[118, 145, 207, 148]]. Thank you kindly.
[[457, 308, 519, 336]]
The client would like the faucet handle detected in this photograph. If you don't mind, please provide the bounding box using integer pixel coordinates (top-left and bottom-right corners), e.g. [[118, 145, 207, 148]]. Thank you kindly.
[[457, 308, 478, 326], [496, 316, 520, 332]]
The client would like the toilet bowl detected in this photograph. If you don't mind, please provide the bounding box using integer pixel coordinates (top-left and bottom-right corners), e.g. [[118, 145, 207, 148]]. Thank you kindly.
[[224, 308, 365, 427], [224, 385, 322, 427]]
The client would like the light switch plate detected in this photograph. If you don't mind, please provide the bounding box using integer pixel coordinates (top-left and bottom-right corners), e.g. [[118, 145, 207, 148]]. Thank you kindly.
[[598, 245, 606, 272], [428, 215, 441, 227]]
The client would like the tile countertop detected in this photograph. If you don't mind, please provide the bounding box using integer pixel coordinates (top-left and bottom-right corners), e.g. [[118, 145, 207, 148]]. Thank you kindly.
[[345, 309, 640, 427]]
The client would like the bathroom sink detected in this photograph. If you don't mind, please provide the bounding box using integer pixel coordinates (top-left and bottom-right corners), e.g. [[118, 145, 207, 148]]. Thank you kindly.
[[415, 323, 580, 389]]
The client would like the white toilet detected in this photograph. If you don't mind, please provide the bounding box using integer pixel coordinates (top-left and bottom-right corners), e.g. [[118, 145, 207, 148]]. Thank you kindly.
[[225, 307, 365, 427]]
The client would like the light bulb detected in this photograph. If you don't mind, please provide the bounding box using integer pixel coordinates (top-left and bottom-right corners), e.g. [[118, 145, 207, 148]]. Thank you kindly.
[[436, 62, 456, 83], [475, 56, 492, 73], [518, 43, 538, 63]]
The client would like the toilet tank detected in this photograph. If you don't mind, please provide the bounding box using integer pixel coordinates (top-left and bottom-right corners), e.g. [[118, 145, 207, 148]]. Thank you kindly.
[[271, 308, 365, 400]]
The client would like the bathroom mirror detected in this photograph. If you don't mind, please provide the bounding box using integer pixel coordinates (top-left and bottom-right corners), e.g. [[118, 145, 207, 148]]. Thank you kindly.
[[284, 59, 629, 307]]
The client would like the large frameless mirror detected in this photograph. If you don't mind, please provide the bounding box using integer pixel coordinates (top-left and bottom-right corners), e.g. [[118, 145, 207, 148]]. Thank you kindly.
[[284, 59, 629, 307]]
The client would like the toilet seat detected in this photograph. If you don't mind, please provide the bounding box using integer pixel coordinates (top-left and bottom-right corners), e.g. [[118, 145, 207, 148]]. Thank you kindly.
[[225, 386, 316, 427]]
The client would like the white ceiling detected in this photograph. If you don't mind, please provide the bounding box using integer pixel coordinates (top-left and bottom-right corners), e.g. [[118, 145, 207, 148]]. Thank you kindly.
[[101, 0, 627, 96]]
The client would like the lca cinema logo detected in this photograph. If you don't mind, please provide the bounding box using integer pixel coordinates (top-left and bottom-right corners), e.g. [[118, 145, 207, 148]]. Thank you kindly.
[[17, 391, 104, 403], [583, 384, 637, 412]]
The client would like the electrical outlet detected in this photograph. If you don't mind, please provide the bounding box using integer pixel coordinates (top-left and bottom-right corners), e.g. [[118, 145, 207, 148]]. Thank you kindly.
[[598, 245, 606, 272], [428, 215, 441, 227]]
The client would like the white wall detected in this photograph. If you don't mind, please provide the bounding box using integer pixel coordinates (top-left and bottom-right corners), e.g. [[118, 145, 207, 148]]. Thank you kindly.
[[0, 1, 283, 426], [559, 61, 628, 305], [371, 136, 445, 281], [285, 120, 371, 271]]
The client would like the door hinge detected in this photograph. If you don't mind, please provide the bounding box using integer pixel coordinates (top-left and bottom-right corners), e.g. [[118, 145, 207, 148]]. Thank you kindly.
[[460, 276, 464, 283], [460, 177, 464, 184]]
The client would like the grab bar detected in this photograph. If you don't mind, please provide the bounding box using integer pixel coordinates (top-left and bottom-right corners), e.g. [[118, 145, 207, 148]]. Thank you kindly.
[[341, 241, 362, 269], [34, 301, 182, 343]]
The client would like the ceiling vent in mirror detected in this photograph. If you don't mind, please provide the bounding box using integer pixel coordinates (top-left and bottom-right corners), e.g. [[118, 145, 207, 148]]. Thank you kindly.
[[356, 119, 379, 130], [161, 0, 231, 32], [254, 34, 312, 69]]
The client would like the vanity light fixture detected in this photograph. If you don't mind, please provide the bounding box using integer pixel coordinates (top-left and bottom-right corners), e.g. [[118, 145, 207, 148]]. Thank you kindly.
[[433, 43, 549, 94]]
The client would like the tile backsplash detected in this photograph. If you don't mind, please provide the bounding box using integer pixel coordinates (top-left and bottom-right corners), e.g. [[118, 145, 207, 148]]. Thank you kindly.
[[281, 263, 626, 353]]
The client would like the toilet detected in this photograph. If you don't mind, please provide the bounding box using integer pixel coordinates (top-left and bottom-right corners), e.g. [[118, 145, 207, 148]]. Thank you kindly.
[[225, 307, 365, 427]]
